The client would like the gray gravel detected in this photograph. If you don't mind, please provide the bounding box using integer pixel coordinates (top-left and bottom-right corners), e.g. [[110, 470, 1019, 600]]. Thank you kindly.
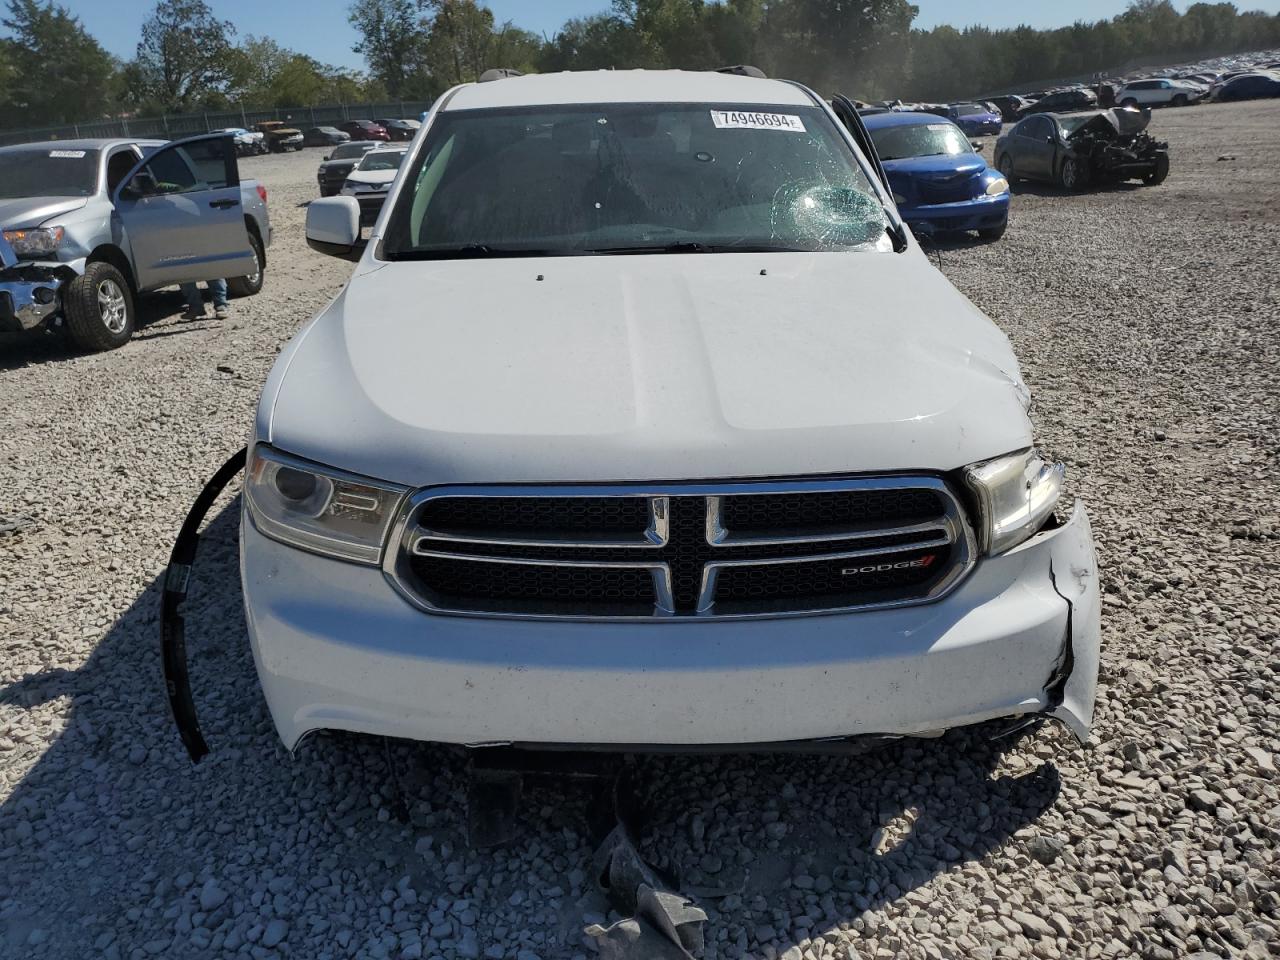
[[2, 99, 1278, 960]]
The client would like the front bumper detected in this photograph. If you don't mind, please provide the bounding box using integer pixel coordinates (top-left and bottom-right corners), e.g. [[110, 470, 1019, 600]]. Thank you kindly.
[[0, 261, 76, 332], [902, 192, 1010, 234], [241, 500, 1100, 752]]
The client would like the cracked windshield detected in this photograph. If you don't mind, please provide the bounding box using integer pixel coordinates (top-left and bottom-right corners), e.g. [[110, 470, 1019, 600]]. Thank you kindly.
[[383, 103, 890, 258]]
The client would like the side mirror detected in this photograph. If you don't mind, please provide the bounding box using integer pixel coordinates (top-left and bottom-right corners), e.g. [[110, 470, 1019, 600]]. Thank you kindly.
[[122, 170, 157, 199], [306, 196, 365, 261]]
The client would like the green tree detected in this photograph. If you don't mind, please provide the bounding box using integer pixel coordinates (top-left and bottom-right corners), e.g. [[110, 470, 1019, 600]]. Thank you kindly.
[[0, 0, 116, 125], [130, 0, 237, 112], [348, 0, 427, 98]]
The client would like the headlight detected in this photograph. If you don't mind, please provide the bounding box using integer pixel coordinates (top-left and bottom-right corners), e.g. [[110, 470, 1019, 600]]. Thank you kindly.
[[964, 448, 1064, 555], [985, 177, 1009, 196], [2, 226, 64, 257], [245, 446, 407, 563]]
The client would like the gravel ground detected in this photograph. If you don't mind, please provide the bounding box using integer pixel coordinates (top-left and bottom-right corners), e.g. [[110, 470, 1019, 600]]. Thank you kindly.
[[1, 99, 1278, 960]]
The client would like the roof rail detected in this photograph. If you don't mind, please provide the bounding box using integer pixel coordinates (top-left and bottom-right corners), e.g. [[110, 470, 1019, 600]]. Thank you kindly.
[[478, 68, 523, 83], [716, 65, 767, 79]]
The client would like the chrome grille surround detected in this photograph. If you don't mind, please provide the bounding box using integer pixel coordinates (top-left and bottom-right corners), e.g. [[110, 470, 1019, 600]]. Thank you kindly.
[[383, 476, 977, 621]]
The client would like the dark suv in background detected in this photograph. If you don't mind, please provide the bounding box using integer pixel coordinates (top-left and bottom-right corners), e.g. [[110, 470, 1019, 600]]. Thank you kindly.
[[316, 140, 378, 196], [338, 120, 390, 142]]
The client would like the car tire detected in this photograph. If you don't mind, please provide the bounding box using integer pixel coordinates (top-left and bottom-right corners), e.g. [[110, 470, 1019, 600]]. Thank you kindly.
[[1060, 156, 1089, 192], [1121, 98, 1138, 108], [1143, 153, 1171, 187], [226, 229, 265, 299], [1172, 94, 1188, 107], [978, 221, 1007, 241], [65, 261, 135, 352], [997, 153, 1017, 183]]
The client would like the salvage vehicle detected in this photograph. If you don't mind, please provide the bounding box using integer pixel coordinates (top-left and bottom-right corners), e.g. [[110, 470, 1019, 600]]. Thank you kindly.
[[988, 95, 1032, 122], [1016, 89, 1097, 117], [218, 127, 267, 156], [254, 120, 304, 152], [945, 102, 1003, 137], [338, 145, 407, 225], [316, 140, 379, 197], [303, 126, 350, 147], [373, 118, 421, 141], [994, 108, 1169, 191], [170, 69, 1099, 763], [338, 119, 390, 142], [1211, 72, 1280, 101], [863, 111, 1009, 239], [1114, 78, 1206, 107], [0, 135, 269, 350]]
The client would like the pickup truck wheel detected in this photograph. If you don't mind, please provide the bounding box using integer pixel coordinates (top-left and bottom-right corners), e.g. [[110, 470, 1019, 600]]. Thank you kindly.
[[65, 261, 134, 351], [226, 231, 265, 298]]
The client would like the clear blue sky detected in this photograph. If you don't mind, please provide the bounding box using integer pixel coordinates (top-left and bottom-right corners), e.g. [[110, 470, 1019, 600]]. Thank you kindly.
[[52, 0, 1280, 71]]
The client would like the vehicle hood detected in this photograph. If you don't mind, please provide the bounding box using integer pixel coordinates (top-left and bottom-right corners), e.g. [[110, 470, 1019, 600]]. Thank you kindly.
[[347, 169, 398, 187], [318, 159, 359, 173], [880, 153, 987, 178], [264, 252, 1033, 487], [0, 196, 89, 229], [1065, 108, 1151, 140]]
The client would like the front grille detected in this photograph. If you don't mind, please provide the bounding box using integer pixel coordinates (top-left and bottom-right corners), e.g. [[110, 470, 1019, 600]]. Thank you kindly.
[[386, 478, 974, 619], [917, 174, 979, 206]]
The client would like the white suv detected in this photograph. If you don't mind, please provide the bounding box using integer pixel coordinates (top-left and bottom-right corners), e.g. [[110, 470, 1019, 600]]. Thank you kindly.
[[245, 70, 1100, 755], [1115, 78, 1206, 107]]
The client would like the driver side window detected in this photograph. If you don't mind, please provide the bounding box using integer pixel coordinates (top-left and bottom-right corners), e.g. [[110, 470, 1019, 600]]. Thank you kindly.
[[135, 140, 231, 196]]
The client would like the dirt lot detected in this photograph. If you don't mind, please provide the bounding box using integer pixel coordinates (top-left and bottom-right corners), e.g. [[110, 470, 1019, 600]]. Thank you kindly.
[[1, 99, 1278, 960]]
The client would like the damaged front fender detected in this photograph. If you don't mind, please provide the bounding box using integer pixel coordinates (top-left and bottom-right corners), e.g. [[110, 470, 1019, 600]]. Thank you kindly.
[[1042, 501, 1101, 743]]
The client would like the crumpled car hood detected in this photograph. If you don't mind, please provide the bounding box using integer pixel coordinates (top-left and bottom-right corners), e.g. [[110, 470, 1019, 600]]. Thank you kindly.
[[264, 252, 1033, 487], [1066, 107, 1151, 140], [0, 196, 88, 229]]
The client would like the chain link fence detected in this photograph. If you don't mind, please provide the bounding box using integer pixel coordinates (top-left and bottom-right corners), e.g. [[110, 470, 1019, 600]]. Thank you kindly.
[[0, 100, 436, 147]]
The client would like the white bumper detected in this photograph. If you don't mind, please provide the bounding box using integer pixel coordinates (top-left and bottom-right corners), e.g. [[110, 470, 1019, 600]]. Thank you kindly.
[[241, 503, 1099, 751]]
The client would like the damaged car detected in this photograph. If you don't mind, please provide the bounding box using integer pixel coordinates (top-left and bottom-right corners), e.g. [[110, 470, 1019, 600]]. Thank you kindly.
[[168, 69, 1100, 766], [0, 135, 269, 350], [994, 108, 1169, 191]]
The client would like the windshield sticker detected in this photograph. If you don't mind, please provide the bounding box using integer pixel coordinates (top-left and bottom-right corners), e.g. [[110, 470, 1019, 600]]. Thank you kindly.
[[710, 111, 806, 132], [49, 149, 87, 158], [926, 124, 951, 131]]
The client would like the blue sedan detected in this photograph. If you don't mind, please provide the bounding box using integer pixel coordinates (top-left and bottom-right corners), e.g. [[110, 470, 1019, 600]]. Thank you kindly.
[[947, 102, 1004, 137], [864, 112, 1011, 240]]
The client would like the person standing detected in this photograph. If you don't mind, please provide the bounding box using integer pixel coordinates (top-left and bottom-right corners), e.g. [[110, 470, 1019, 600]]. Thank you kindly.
[[181, 279, 229, 321]]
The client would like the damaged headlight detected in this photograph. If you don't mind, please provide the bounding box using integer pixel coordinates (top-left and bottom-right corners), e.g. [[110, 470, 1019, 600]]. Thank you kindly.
[[964, 448, 1064, 555], [2, 226, 64, 258], [245, 445, 407, 563]]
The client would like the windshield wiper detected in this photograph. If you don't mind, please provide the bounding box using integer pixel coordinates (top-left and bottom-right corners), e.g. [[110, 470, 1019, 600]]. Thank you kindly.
[[586, 242, 810, 255], [387, 244, 572, 260]]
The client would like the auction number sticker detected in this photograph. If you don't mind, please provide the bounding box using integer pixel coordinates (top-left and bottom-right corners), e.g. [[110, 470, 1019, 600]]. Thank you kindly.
[[49, 149, 87, 158], [711, 111, 806, 132]]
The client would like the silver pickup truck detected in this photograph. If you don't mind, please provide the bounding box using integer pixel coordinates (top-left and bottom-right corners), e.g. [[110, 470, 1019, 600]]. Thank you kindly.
[[0, 133, 270, 351]]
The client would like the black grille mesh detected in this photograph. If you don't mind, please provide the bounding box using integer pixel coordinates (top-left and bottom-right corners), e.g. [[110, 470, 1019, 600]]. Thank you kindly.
[[420, 496, 650, 536], [721, 488, 943, 532], [713, 548, 948, 608], [410, 555, 655, 614]]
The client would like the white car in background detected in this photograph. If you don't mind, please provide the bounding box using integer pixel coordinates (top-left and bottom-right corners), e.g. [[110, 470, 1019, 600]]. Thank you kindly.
[[339, 145, 408, 225], [239, 69, 1101, 758], [1115, 78, 1207, 107]]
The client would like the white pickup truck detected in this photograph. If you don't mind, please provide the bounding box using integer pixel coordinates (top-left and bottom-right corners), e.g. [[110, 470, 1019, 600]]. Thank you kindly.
[[0, 133, 270, 351], [234, 70, 1099, 759]]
